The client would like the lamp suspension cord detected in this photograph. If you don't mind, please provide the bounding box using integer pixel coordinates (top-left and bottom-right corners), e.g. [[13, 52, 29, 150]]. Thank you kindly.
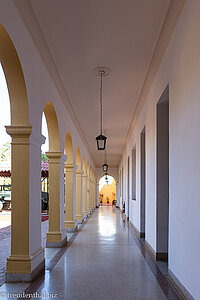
[[100, 71, 103, 134]]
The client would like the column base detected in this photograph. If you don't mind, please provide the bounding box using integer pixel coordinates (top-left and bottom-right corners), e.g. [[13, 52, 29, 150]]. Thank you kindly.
[[66, 226, 77, 233], [6, 248, 45, 283], [65, 220, 76, 229], [65, 221, 77, 233], [82, 211, 87, 219], [76, 215, 83, 224], [46, 230, 67, 248]]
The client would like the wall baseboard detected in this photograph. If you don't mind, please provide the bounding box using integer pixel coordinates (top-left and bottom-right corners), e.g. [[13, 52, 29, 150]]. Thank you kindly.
[[130, 221, 144, 238], [129, 218, 194, 299], [145, 240, 156, 260], [145, 240, 168, 261], [156, 252, 168, 261], [140, 232, 145, 238], [168, 268, 195, 300]]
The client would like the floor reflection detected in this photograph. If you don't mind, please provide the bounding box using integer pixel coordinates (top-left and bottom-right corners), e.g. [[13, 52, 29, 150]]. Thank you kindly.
[[98, 207, 116, 238]]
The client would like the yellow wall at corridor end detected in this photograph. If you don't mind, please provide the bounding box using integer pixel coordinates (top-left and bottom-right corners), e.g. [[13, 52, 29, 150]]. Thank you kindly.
[[99, 180, 116, 204]]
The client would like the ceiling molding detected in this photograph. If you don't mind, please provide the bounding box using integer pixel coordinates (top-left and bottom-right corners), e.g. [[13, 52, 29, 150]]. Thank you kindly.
[[119, 0, 185, 163], [13, 0, 96, 165]]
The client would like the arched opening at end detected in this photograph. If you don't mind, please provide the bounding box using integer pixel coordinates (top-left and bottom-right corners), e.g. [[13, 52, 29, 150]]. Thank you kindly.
[[65, 131, 73, 163], [76, 147, 81, 170], [99, 175, 116, 206]]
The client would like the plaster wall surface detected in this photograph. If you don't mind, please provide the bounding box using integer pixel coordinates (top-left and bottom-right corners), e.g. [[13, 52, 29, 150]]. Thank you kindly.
[[120, 1, 200, 298]]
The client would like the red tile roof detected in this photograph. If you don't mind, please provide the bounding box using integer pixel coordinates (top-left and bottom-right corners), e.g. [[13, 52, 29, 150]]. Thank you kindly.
[[0, 161, 49, 177]]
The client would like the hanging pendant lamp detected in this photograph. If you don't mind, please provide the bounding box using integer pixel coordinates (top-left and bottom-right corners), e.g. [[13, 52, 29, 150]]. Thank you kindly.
[[95, 68, 108, 150], [103, 163, 108, 173], [102, 148, 108, 172]]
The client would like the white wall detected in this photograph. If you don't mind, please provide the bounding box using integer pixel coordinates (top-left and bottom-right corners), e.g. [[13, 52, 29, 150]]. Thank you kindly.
[[120, 1, 200, 298]]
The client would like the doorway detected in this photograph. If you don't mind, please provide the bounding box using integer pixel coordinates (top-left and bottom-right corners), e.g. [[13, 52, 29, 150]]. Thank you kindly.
[[140, 127, 145, 238], [127, 157, 130, 220], [156, 85, 169, 261]]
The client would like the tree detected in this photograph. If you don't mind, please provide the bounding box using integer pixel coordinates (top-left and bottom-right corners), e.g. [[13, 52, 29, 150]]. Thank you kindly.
[[41, 153, 48, 161], [0, 142, 11, 161]]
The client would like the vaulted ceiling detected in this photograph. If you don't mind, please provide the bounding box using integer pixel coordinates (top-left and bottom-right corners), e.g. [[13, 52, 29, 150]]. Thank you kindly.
[[15, 0, 181, 167]]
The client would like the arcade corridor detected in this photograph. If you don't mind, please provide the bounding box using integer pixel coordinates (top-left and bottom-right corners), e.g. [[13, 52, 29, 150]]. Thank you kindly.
[[0, 1, 199, 298], [0, 207, 182, 299]]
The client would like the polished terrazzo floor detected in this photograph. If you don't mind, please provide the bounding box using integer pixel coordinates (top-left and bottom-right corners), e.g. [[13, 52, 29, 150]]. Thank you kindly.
[[0, 207, 182, 300]]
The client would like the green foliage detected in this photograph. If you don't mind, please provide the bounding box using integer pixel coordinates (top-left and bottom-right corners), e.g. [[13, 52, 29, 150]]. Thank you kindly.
[[0, 142, 11, 161], [41, 153, 48, 161]]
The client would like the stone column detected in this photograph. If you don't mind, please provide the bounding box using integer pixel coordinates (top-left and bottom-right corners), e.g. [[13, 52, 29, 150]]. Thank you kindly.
[[75, 168, 83, 223], [82, 174, 87, 218], [96, 183, 100, 207], [5, 126, 45, 282], [87, 177, 90, 215], [90, 178, 93, 212], [64, 163, 76, 231], [93, 180, 96, 209], [46, 152, 67, 247]]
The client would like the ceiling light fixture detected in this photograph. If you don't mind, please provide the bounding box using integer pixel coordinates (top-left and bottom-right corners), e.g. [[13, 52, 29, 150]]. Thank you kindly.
[[103, 163, 108, 173], [95, 67, 109, 150], [102, 148, 108, 173]]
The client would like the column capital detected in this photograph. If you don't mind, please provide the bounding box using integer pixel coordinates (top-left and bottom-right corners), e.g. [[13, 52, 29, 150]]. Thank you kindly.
[[82, 174, 87, 179], [76, 168, 82, 175], [46, 151, 62, 160], [6, 125, 32, 137], [64, 162, 75, 169]]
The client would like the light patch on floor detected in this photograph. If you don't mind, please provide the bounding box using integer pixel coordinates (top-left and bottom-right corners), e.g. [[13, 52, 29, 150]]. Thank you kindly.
[[0, 211, 11, 229]]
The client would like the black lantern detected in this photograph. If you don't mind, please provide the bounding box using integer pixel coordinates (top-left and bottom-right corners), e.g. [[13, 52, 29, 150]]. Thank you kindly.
[[95, 68, 107, 150], [102, 163, 108, 172], [96, 134, 107, 151]]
